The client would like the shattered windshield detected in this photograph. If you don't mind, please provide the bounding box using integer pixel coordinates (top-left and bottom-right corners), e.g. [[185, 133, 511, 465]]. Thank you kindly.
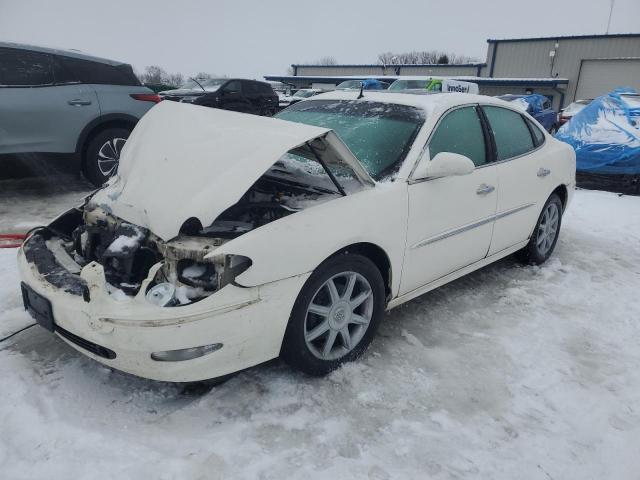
[[276, 100, 425, 180]]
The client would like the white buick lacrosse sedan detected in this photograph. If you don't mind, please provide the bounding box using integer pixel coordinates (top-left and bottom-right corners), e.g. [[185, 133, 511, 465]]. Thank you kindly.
[[18, 93, 575, 381]]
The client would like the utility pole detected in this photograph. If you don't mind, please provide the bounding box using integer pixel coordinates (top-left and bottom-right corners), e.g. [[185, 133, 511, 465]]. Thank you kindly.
[[606, 0, 615, 34]]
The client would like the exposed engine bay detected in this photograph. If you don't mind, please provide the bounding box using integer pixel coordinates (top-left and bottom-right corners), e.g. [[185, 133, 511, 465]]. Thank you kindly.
[[23, 167, 340, 306]]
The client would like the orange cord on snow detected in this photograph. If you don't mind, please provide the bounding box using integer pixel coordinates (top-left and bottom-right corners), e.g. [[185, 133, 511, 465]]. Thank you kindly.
[[0, 234, 26, 249]]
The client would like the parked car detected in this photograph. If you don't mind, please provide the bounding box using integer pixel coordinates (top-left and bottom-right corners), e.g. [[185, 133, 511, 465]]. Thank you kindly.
[[278, 88, 323, 109], [558, 99, 592, 126], [497, 94, 558, 133], [556, 89, 639, 195], [335, 79, 390, 90], [18, 92, 575, 382], [181, 79, 279, 116], [388, 78, 480, 95], [0, 42, 161, 186], [158, 78, 227, 102]]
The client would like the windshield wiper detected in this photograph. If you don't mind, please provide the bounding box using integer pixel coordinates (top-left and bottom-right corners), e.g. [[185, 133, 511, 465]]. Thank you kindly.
[[189, 77, 205, 91], [263, 173, 340, 195]]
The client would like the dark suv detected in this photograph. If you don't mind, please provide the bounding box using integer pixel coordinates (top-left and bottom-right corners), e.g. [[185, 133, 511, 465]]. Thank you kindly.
[[162, 78, 279, 116], [0, 42, 161, 185]]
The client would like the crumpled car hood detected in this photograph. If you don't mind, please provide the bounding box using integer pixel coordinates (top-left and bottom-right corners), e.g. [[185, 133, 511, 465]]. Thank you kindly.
[[90, 101, 374, 241]]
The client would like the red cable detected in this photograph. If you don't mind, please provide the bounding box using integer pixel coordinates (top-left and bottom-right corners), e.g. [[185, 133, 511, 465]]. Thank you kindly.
[[0, 233, 26, 249]]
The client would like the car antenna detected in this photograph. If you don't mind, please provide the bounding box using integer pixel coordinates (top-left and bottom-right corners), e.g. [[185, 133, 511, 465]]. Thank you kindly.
[[357, 81, 365, 99], [190, 77, 205, 91]]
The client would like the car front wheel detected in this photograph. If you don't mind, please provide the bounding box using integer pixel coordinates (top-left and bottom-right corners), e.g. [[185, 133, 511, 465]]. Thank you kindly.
[[83, 127, 130, 186], [281, 254, 385, 376]]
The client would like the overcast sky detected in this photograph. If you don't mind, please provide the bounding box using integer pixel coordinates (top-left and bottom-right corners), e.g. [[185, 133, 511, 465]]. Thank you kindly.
[[1, 0, 638, 80]]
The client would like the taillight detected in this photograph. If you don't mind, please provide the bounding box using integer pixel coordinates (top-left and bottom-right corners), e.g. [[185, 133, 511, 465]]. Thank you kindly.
[[130, 93, 162, 103]]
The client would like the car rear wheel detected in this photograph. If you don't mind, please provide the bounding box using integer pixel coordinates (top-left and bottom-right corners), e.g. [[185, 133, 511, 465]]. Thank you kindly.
[[83, 127, 130, 186], [281, 254, 385, 376], [517, 193, 563, 265]]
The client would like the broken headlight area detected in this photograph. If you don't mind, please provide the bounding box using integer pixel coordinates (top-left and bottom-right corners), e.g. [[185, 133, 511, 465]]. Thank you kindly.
[[145, 235, 252, 307], [23, 204, 253, 306], [145, 255, 251, 307]]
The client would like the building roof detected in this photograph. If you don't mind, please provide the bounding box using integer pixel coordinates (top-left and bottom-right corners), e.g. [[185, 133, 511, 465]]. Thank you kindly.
[[487, 33, 640, 43], [264, 75, 569, 87], [291, 62, 485, 68], [304, 90, 514, 112]]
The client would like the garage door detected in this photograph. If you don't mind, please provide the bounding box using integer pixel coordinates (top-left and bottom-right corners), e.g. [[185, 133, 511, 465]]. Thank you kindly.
[[575, 58, 640, 100]]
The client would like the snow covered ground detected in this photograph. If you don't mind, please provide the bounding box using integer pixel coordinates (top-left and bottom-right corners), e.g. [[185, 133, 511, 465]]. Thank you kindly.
[[0, 174, 92, 234], [1, 188, 639, 479]]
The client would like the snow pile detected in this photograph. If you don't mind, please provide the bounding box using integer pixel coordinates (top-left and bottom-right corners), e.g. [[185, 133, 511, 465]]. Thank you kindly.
[[1, 189, 640, 479]]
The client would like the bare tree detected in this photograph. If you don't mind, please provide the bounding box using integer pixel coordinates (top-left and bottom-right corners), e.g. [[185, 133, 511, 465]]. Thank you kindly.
[[316, 56, 337, 65], [377, 50, 477, 65], [138, 66, 186, 87], [167, 72, 184, 87], [293, 56, 338, 66], [139, 65, 168, 84]]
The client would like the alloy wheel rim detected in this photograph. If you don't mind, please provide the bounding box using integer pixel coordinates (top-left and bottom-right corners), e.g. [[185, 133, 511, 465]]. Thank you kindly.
[[304, 271, 374, 361], [97, 137, 127, 177], [536, 203, 559, 255]]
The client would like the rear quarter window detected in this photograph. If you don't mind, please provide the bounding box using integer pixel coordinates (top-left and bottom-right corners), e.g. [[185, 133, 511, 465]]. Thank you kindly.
[[526, 118, 546, 146], [55, 56, 140, 86], [259, 83, 274, 94], [483, 106, 535, 160]]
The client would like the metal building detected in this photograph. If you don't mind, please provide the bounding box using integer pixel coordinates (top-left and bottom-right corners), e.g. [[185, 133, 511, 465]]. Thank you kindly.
[[265, 33, 640, 109]]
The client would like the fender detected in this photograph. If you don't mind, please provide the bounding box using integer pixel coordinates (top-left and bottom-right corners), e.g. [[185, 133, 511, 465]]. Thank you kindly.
[[75, 113, 139, 154], [207, 182, 409, 297]]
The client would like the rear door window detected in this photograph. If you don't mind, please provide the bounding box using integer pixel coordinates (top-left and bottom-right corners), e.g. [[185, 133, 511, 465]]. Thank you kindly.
[[0, 48, 54, 86], [429, 106, 487, 167], [223, 80, 241, 93], [483, 106, 535, 160], [55, 56, 140, 86]]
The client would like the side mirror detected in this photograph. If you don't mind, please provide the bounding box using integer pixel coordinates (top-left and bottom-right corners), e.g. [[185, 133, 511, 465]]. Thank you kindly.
[[413, 152, 475, 180]]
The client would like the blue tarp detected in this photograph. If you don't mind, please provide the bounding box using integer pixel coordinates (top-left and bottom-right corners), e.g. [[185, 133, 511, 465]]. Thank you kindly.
[[555, 88, 640, 175], [361, 79, 387, 90], [519, 94, 547, 114]]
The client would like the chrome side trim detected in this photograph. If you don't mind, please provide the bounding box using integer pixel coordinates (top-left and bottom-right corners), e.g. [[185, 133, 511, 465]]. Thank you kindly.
[[494, 202, 535, 221], [411, 203, 535, 249]]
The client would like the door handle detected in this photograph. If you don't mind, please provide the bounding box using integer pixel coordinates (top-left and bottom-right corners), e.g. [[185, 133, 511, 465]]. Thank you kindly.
[[476, 184, 495, 195], [67, 99, 92, 106], [537, 167, 551, 177]]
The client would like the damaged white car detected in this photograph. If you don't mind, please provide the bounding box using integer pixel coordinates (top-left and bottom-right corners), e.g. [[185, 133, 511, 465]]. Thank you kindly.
[[18, 93, 575, 382]]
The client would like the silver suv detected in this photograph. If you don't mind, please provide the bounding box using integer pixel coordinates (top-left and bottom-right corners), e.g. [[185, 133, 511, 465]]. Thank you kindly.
[[0, 42, 160, 185]]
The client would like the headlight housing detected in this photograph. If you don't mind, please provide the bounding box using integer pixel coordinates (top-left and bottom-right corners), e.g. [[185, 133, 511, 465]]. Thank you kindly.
[[145, 254, 252, 307]]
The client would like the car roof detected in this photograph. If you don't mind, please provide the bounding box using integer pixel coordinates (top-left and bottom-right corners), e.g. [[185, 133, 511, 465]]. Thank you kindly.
[[308, 90, 512, 114], [0, 41, 127, 66]]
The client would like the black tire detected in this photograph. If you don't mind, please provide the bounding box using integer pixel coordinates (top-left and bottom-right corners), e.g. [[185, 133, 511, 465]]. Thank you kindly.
[[281, 253, 385, 376], [549, 124, 558, 134], [516, 193, 563, 265], [83, 127, 130, 186]]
